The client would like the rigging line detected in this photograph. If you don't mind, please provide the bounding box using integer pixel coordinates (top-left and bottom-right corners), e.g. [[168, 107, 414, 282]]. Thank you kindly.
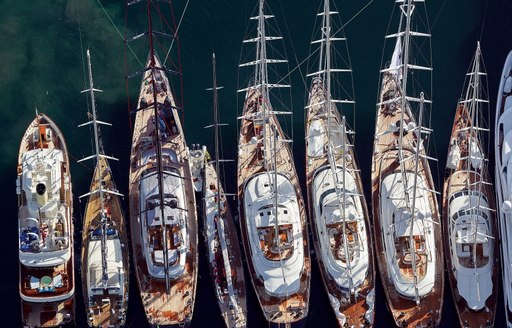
[[336, 0, 358, 141], [74, 0, 88, 104], [69, 152, 95, 172], [278, 0, 300, 143], [276, 47, 319, 87], [74, 0, 100, 166], [163, 0, 191, 67], [96, 0, 142, 68], [337, 0, 374, 34], [278, 0, 305, 90], [430, 0, 447, 29], [479, 0, 489, 42], [276, 0, 374, 86]]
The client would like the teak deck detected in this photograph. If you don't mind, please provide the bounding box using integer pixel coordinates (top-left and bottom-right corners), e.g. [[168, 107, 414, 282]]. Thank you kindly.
[[129, 55, 197, 327]]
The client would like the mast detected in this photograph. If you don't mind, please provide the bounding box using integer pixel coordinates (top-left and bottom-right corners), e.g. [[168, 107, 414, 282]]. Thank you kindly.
[[257, 0, 270, 171], [254, 0, 277, 248], [324, 0, 332, 101], [393, 0, 427, 305], [78, 50, 121, 288], [146, 0, 171, 294], [409, 92, 424, 305], [209, 53, 243, 319], [88, 50, 108, 287], [464, 42, 486, 297], [211, 53, 223, 221], [340, 118, 354, 293], [397, 0, 413, 159], [469, 44, 480, 283], [322, 0, 355, 294]]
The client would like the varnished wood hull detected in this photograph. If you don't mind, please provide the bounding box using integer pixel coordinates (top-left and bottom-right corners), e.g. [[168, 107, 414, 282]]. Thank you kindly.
[[443, 105, 498, 328], [18, 114, 74, 328], [81, 156, 130, 327], [371, 74, 443, 327], [203, 161, 248, 328], [237, 88, 311, 325], [305, 80, 375, 327], [128, 55, 198, 327]]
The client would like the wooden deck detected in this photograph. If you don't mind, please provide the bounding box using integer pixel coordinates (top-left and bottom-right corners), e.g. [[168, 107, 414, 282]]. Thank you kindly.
[[442, 105, 498, 328], [237, 88, 310, 325], [371, 73, 444, 327], [81, 156, 130, 327], [129, 56, 198, 327], [305, 79, 374, 327]]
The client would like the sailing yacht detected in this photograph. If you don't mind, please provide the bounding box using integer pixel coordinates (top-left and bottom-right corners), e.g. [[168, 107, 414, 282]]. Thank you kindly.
[[79, 50, 130, 328], [495, 49, 512, 327], [17, 113, 74, 327], [237, 0, 310, 325], [203, 53, 248, 328], [371, 0, 443, 326], [443, 42, 498, 327], [304, 1, 374, 326], [127, 1, 198, 326]]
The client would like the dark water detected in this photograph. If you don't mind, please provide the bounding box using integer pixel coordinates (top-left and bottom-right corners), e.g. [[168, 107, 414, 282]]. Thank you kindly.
[[4, 1, 512, 327]]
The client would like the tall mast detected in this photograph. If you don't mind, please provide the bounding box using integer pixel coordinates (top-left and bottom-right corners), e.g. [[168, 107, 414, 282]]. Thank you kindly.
[[212, 53, 222, 220], [470, 42, 481, 298], [88, 50, 108, 287], [340, 118, 354, 293], [465, 42, 486, 296], [257, 0, 270, 171], [324, 0, 332, 109], [146, 0, 171, 294], [79, 50, 121, 288], [397, 0, 413, 160], [322, 0, 354, 294], [255, 0, 277, 246], [396, 0, 414, 200], [408, 92, 424, 304], [396, 0, 421, 304]]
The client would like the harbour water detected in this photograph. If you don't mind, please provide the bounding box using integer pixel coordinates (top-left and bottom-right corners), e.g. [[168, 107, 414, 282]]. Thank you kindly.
[[4, 1, 512, 327]]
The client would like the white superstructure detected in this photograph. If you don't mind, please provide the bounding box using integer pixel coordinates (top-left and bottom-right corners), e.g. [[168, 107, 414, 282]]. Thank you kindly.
[[139, 149, 188, 280], [312, 166, 369, 290], [244, 173, 303, 297], [448, 191, 492, 310], [19, 148, 72, 270], [86, 237, 125, 297], [380, 172, 436, 298]]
